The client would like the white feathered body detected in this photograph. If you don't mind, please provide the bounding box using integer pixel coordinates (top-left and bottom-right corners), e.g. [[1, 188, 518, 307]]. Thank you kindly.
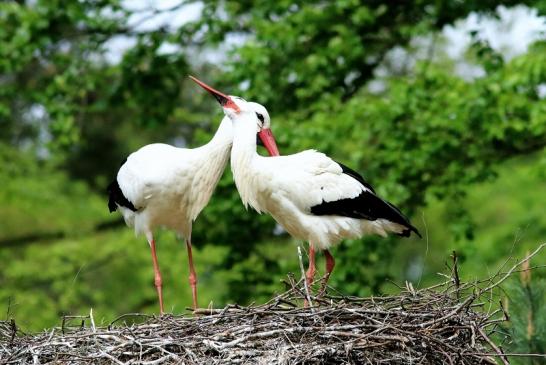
[[113, 118, 232, 238]]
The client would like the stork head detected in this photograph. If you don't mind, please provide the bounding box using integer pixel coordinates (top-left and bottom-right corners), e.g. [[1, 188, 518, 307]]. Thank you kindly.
[[189, 76, 279, 156]]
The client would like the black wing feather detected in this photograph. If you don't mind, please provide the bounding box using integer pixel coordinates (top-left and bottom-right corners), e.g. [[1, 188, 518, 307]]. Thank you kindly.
[[107, 159, 137, 213], [336, 161, 376, 193], [107, 179, 137, 213], [311, 162, 421, 238]]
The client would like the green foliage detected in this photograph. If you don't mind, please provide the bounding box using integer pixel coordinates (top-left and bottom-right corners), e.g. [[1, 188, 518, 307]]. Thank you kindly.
[[503, 275, 546, 364], [394, 154, 546, 288], [188, 0, 544, 110], [0, 0, 201, 189], [0, 145, 107, 240]]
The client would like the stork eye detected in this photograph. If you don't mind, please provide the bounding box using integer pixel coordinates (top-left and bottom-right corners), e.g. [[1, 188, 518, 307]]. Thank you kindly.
[[256, 112, 265, 123]]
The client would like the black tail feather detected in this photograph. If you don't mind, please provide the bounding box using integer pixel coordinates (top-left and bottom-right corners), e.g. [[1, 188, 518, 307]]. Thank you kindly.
[[310, 191, 421, 238], [397, 224, 422, 238], [107, 179, 137, 213]]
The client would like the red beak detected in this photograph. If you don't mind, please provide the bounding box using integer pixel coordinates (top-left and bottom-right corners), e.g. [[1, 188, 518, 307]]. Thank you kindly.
[[189, 75, 240, 113], [257, 128, 280, 156], [190, 75, 280, 157]]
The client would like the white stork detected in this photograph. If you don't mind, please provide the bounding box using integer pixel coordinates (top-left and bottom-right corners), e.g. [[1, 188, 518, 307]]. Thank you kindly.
[[107, 76, 279, 313], [193, 79, 421, 297]]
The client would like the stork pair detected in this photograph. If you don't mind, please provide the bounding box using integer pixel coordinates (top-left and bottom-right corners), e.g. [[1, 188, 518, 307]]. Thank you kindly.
[[108, 76, 420, 313]]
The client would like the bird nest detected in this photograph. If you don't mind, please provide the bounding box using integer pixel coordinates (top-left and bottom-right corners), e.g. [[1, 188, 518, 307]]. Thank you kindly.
[[2, 246, 544, 365]]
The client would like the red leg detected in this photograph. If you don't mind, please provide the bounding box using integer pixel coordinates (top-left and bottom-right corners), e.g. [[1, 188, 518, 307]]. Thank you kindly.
[[304, 245, 316, 307], [319, 249, 336, 295], [186, 238, 198, 309], [147, 236, 164, 314], [305, 245, 316, 288]]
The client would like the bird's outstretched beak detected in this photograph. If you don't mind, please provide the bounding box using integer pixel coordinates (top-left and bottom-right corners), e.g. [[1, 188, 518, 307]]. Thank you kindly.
[[257, 128, 280, 156], [189, 76, 240, 113], [190, 75, 280, 157]]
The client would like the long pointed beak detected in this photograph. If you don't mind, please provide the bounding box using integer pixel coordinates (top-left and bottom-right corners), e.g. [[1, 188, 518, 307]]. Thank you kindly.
[[189, 76, 240, 112], [257, 128, 280, 156]]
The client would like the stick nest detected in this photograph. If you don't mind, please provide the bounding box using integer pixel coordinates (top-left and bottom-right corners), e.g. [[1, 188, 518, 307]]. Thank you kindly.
[[1, 269, 514, 365], [7, 242, 546, 365]]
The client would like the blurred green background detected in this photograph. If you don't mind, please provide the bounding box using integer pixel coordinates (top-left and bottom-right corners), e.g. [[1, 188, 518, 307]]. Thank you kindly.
[[1, 1, 545, 355]]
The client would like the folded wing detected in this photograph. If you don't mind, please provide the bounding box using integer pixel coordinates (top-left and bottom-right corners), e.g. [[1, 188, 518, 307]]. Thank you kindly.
[[266, 150, 420, 238]]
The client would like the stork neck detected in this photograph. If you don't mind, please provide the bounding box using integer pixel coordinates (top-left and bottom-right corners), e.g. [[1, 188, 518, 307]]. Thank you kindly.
[[196, 116, 233, 158], [230, 115, 258, 165], [207, 117, 233, 147], [230, 115, 261, 210]]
